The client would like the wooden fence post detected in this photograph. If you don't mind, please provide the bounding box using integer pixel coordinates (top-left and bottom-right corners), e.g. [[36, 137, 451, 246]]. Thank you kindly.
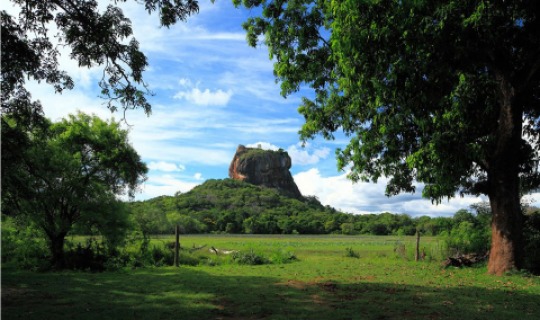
[[415, 231, 421, 262], [174, 224, 180, 267]]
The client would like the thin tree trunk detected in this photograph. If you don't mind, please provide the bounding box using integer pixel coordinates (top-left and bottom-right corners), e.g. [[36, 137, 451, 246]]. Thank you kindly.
[[174, 224, 180, 267]]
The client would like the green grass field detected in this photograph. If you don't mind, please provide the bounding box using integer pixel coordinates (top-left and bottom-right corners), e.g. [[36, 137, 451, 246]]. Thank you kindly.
[[2, 235, 539, 319]]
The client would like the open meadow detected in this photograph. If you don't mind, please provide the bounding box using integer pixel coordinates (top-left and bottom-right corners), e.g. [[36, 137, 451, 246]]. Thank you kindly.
[[2, 234, 539, 320]]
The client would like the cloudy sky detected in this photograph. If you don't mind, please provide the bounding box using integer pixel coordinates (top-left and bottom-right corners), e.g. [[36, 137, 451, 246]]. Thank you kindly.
[[12, 0, 537, 216]]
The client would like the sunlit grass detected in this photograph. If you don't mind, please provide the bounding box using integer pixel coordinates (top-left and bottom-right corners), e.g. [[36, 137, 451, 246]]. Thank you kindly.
[[3, 234, 539, 320]]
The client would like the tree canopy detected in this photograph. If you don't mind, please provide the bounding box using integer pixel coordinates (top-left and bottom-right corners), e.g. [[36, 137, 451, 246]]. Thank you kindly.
[[234, 0, 540, 275], [2, 112, 148, 267]]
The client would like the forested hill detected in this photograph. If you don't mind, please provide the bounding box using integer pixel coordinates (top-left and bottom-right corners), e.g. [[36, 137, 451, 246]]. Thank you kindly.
[[128, 178, 458, 236], [129, 178, 343, 234]]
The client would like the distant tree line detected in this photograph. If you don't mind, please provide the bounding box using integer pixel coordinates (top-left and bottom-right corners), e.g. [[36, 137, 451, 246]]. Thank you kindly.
[[126, 180, 540, 272], [126, 179, 530, 238]]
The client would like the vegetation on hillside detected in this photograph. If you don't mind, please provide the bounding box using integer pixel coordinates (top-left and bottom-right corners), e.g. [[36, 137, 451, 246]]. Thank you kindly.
[[238, 147, 287, 161]]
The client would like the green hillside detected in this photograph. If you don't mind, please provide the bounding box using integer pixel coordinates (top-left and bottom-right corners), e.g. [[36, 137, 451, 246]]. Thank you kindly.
[[129, 179, 342, 235]]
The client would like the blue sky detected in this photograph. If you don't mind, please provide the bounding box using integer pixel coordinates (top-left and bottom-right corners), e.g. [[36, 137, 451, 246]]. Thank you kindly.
[[11, 0, 538, 216]]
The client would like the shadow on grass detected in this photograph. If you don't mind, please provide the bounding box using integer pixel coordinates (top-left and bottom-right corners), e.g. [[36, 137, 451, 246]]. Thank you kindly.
[[2, 266, 539, 320]]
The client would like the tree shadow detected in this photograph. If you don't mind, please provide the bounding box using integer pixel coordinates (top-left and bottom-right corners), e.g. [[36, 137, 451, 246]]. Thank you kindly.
[[2, 267, 539, 320]]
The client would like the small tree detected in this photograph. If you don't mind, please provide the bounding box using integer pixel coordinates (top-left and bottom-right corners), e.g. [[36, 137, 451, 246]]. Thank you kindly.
[[2, 112, 147, 268]]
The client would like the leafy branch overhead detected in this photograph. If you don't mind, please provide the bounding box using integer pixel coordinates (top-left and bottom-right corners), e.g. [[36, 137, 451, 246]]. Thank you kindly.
[[1, 0, 199, 118]]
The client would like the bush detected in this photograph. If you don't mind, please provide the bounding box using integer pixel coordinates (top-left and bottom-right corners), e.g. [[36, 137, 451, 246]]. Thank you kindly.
[[523, 211, 540, 274], [150, 245, 174, 266], [1, 224, 51, 271], [269, 249, 298, 264], [393, 242, 407, 259], [232, 249, 269, 265], [442, 221, 490, 255], [344, 247, 360, 259], [64, 240, 107, 272]]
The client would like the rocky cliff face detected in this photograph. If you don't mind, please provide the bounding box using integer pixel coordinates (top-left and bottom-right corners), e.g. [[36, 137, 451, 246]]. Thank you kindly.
[[228, 145, 302, 199]]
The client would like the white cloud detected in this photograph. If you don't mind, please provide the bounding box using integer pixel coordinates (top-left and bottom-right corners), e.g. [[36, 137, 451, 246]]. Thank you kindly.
[[246, 142, 331, 166], [147, 161, 186, 172], [246, 142, 280, 151], [138, 174, 199, 200], [523, 193, 540, 208], [293, 168, 486, 216], [174, 87, 233, 106], [287, 143, 330, 166], [178, 78, 192, 87], [194, 173, 204, 180], [136, 144, 233, 166]]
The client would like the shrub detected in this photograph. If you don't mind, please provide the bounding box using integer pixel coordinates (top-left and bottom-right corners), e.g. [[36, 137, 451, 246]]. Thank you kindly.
[[232, 249, 269, 265], [150, 245, 174, 266], [64, 240, 107, 272], [523, 211, 540, 274], [269, 249, 298, 264], [1, 224, 50, 271], [344, 247, 360, 259], [393, 242, 407, 260], [441, 221, 490, 255]]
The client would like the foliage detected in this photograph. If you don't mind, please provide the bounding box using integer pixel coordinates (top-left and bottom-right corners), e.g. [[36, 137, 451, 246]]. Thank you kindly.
[[238, 147, 287, 162], [1, 112, 147, 268], [441, 208, 491, 256], [128, 179, 442, 236], [1, 0, 199, 118], [344, 247, 359, 259], [1, 216, 51, 271], [128, 179, 340, 235], [523, 210, 540, 274], [231, 249, 270, 265], [64, 240, 107, 272], [234, 0, 540, 274]]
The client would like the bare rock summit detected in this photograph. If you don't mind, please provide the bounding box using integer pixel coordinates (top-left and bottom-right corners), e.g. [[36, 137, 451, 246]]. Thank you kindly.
[[228, 145, 302, 199]]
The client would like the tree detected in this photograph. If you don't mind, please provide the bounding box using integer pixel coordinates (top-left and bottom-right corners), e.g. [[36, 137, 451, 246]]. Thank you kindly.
[[1, 0, 199, 119], [2, 112, 148, 268], [235, 0, 540, 275]]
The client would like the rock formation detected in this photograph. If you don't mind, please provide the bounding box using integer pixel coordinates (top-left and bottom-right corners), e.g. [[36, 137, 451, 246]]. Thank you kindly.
[[228, 145, 302, 199]]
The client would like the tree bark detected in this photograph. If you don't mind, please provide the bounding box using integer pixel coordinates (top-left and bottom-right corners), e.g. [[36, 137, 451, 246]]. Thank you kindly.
[[49, 233, 67, 269], [486, 75, 524, 275], [488, 181, 523, 275]]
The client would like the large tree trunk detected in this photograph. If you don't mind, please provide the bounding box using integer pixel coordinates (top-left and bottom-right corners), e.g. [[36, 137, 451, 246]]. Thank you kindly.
[[487, 172, 524, 275], [486, 75, 524, 275], [49, 233, 67, 269]]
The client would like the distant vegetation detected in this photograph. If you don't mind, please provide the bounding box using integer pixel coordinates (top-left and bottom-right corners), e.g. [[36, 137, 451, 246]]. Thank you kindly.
[[128, 178, 484, 237], [3, 177, 540, 273], [124, 179, 540, 274]]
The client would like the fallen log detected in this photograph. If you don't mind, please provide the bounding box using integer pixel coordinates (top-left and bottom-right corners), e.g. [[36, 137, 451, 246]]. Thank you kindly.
[[442, 252, 488, 268], [210, 246, 237, 255]]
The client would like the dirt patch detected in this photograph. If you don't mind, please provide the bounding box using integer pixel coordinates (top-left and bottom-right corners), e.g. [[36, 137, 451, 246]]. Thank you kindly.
[[274, 279, 309, 290], [318, 281, 338, 292]]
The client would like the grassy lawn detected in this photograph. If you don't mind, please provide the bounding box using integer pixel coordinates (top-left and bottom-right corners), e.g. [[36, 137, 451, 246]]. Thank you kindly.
[[2, 235, 539, 320]]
